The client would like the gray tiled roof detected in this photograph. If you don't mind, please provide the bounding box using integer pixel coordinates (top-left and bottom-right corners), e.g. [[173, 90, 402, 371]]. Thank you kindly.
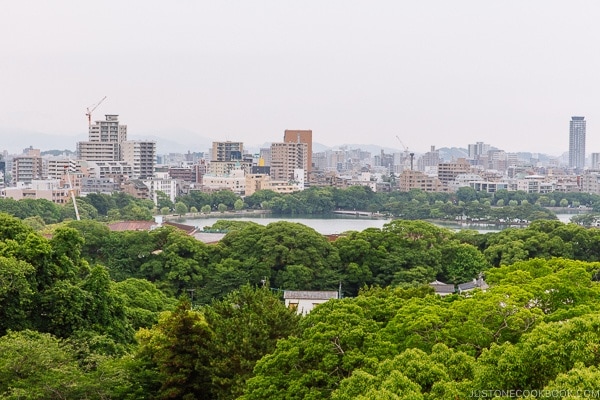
[[429, 280, 456, 293], [283, 291, 339, 300], [458, 278, 488, 292]]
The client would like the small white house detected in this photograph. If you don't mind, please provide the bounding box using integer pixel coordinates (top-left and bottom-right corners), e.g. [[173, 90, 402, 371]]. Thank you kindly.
[[283, 290, 339, 315]]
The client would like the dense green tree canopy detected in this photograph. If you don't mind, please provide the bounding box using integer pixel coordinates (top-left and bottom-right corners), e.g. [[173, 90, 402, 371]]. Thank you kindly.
[[5, 205, 600, 398]]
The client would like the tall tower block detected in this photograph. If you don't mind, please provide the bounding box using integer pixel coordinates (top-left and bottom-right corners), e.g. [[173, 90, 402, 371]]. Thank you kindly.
[[284, 130, 312, 174], [569, 116, 586, 169]]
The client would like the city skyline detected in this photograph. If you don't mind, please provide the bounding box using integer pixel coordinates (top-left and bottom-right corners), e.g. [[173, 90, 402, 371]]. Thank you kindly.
[[3, 1, 600, 155]]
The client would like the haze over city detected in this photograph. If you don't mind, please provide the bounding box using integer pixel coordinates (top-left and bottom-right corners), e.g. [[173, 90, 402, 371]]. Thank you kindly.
[[2, 1, 600, 155]]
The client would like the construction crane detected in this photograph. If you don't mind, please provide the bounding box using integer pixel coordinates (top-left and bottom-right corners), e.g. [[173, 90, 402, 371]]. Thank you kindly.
[[395, 135, 415, 171], [85, 96, 107, 126]]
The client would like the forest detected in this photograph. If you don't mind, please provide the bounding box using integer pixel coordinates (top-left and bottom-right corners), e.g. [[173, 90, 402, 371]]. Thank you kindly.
[[3, 192, 600, 397]]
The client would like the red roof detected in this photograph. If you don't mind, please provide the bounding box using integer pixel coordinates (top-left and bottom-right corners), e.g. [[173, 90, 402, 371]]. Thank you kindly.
[[108, 221, 156, 231]]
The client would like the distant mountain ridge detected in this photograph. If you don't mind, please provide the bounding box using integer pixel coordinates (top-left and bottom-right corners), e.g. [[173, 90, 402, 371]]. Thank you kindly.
[[1, 128, 560, 162], [0, 128, 83, 154]]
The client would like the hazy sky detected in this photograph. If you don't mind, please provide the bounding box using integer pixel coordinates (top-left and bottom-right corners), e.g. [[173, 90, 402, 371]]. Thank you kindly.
[[2, 1, 600, 155]]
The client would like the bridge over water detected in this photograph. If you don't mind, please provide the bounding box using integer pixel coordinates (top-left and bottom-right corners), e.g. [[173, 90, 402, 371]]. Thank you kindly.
[[332, 210, 375, 217]]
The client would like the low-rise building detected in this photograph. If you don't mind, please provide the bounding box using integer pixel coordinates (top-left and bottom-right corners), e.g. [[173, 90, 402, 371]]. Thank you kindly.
[[437, 158, 472, 184], [398, 170, 444, 192], [429, 280, 456, 296], [457, 277, 489, 294], [470, 181, 509, 193], [80, 177, 119, 195], [203, 169, 246, 195], [283, 290, 339, 315], [2, 182, 72, 205], [122, 179, 150, 200], [244, 173, 303, 196], [515, 175, 554, 194]]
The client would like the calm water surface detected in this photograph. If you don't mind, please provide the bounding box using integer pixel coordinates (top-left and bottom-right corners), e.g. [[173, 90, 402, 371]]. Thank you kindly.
[[180, 214, 390, 235], [178, 212, 583, 235]]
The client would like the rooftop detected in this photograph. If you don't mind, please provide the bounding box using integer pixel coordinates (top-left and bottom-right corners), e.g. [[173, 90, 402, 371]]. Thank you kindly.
[[283, 290, 339, 300]]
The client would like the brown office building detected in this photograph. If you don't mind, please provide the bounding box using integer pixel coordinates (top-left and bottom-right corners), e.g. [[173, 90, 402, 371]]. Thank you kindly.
[[284, 130, 312, 174]]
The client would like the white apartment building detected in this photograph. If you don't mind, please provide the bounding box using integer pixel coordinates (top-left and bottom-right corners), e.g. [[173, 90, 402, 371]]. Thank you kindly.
[[77, 142, 120, 162], [515, 176, 555, 194], [143, 178, 178, 205], [84, 161, 133, 179], [77, 115, 155, 180], [78, 115, 127, 162], [121, 141, 156, 179], [446, 173, 484, 191], [46, 159, 79, 180], [88, 114, 127, 143]]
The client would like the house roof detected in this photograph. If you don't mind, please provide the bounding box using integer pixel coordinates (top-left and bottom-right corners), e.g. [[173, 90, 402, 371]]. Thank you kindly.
[[457, 278, 489, 292], [108, 221, 157, 231], [283, 290, 339, 300], [164, 221, 197, 234], [429, 280, 456, 294], [107, 220, 197, 235], [457, 281, 478, 291]]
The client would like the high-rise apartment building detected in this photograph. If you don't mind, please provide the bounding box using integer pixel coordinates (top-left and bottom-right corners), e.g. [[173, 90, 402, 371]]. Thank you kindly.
[[284, 130, 312, 174], [211, 141, 244, 162], [468, 142, 490, 160], [270, 142, 308, 181], [78, 115, 155, 179], [88, 114, 127, 143], [468, 142, 490, 167], [417, 146, 441, 171], [12, 147, 43, 184], [569, 116, 586, 169], [78, 115, 127, 162], [121, 141, 156, 179], [591, 153, 600, 170]]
